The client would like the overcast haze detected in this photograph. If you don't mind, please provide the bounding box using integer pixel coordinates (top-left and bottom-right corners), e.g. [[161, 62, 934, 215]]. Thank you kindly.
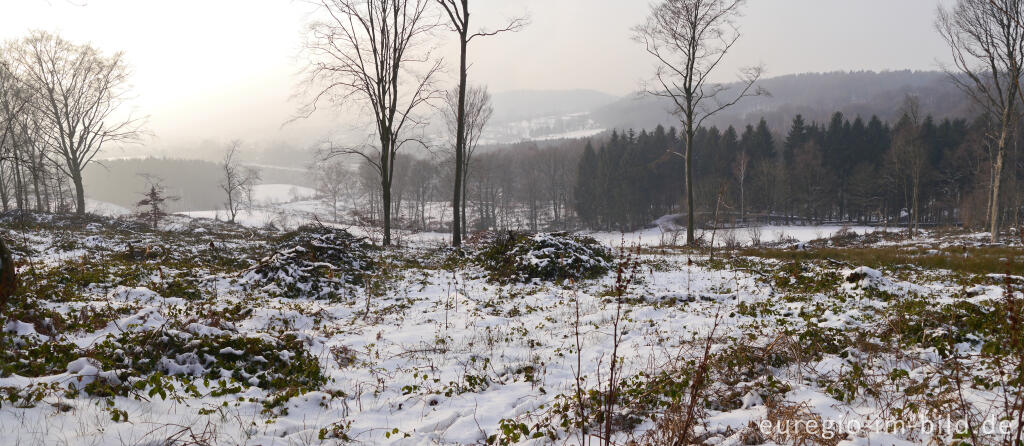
[[0, 0, 955, 156]]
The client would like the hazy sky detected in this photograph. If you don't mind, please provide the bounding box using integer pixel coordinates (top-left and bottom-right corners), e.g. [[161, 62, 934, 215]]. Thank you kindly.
[[0, 0, 955, 155]]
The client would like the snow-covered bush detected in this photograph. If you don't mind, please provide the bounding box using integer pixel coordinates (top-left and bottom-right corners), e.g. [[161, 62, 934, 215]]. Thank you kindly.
[[246, 225, 375, 299], [473, 231, 613, 283]]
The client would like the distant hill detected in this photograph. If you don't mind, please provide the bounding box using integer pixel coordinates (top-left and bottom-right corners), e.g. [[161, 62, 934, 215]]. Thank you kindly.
[[490, 89, 619, 123], [591, 70, 974, 132], [479, 89, 618, 143]]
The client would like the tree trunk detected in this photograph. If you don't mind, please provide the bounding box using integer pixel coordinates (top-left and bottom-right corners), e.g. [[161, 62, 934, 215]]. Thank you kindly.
[[0, 235, 16, 318], [0, 162, 9, 212], [72, 168, 86, 215], [739, 181, 745, 223], [685, 122, 696, 245], [911, 176, 920, 238], [13, 158, 25, 211], [461, 175, 468, 234], [382, 181, 392, 246], [31, 161, 43, 212], [382, 171, 392, 246], [990, 97, 1015, 242], [452, 29, 468, 247], [226, 184, 236, 223], [990, 145, 1005, 242]]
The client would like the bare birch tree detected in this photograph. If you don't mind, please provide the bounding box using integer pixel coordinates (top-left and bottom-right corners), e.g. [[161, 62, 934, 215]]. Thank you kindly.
[[634, 0, 764, 245], [298, 0, 441, 246], [937, 0, 1024, 241], [732, 149, 748, 222], [435, 0, 526, 246], [8, 31, 143, 215]]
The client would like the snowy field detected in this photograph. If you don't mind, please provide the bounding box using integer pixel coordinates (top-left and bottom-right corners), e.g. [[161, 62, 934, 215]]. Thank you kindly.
[[251, 184, 318, 205], [1, 211, 1021, 445], [85, 199, 131, 217]]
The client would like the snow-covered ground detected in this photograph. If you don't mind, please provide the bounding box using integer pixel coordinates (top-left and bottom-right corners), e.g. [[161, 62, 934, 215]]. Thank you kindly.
[[175, 183, 321, 228], [1, 213, 1020, 445], [4, 214, 1019, 441]]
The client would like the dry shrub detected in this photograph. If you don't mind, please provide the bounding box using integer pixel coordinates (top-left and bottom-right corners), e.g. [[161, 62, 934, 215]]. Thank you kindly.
[[721, 229, 741, 250], [747, 225, 762, 247], [762, 401, 844, 446], [637, 402, 707, 446]]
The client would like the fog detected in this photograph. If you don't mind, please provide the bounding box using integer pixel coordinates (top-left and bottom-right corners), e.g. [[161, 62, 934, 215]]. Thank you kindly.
[[0, 0, 954, 159]]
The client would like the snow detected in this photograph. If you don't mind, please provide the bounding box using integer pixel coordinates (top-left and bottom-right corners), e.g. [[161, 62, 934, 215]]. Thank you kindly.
[[175, 184, 318, 228], [178, 208, 299, 228], [740, 391, 763, 409], [64, 358, 122, 387], [85, 199, 131, 217], [251, 184, 317, 204], [532, 128, 607, 141]]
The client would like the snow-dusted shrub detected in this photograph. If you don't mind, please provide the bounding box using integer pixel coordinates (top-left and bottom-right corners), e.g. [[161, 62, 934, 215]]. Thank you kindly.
[[0, 332, 80, 378], [94, 327, 325, 392], [474, 231, 613, 283], [842, 266, 891, 290], [246, 225, 375, 299]]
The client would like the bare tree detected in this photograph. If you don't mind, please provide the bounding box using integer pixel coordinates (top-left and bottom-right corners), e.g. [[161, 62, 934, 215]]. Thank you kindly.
[[298, 0, 441, 246], [220, 141, 261, 224], [316, 160, 350, 222], [733, 149, 749, 222], [7, 31, 143, 214], [937, 0, 1024, 241], [634, 0, 764, 245], [435, 0, 526, 246], [442, 84, 493, 235], [0, 57, 33, 211]]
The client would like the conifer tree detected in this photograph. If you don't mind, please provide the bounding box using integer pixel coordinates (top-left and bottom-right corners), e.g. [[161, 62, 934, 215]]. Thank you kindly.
[[135, 179, 178, 230]]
